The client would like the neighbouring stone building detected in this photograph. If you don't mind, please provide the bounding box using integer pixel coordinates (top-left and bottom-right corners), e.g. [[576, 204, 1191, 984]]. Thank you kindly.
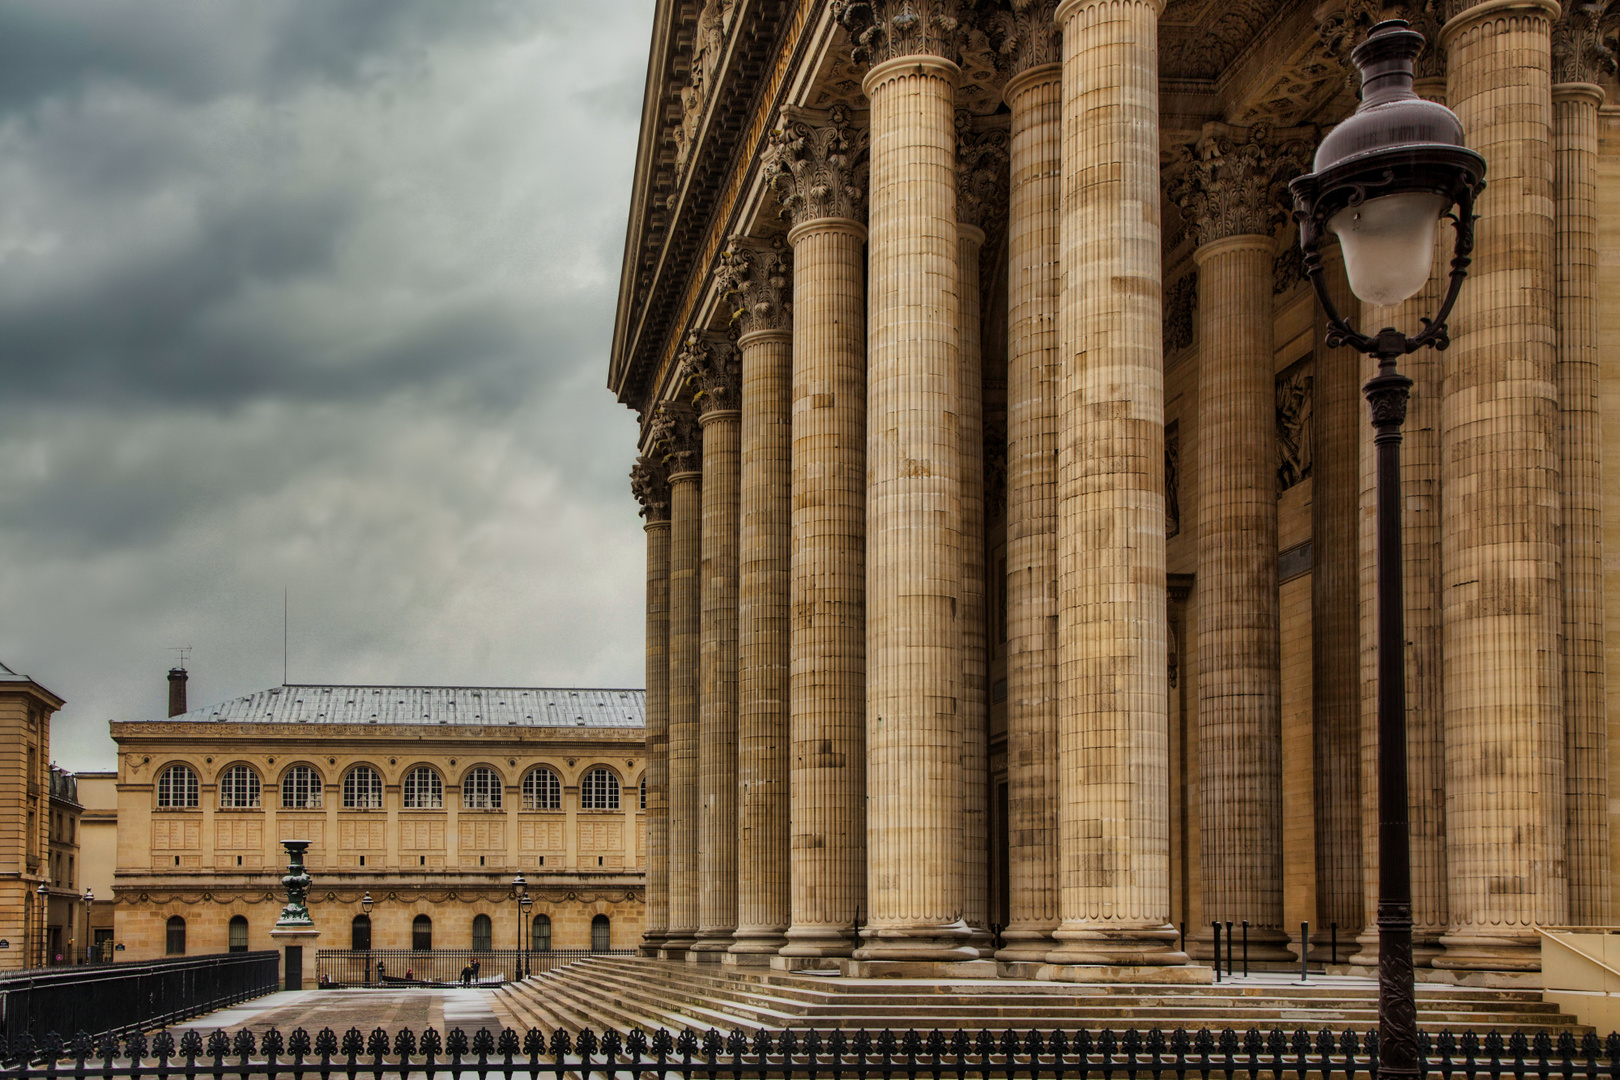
[[610, 0, 1620, 981], [108, 678, 648, 962], [77, 770, 117, 960], [0, 662, 64, 971]]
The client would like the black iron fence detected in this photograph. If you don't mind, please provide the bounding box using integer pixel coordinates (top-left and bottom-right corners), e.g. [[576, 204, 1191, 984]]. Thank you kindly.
[[1, 1025, 1618, 1078], [315, 949, 634, 988], [0, 952, 278, 1046]]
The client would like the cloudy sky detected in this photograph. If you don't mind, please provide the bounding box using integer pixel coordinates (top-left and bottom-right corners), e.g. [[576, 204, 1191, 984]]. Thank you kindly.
[[0, 1, 657, 769]]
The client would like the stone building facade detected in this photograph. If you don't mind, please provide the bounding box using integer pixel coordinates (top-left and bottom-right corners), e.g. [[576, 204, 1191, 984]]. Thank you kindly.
[[108, 685, 647, 962], [0, 662, 64, 971], [610, 0, 1620, 980]]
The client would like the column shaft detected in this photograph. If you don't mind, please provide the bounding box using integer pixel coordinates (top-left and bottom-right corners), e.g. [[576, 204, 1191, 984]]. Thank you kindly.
[[1437, 0, 1568, 970], [665, 471, 703, 955], [1553, 81, 1610, 926], [642, 520, 672, 951], [695, 409, 741, 957], [1193, 234, 1290, 961], [958, 222, 990, 954], [1000, 62, 1063, 965], [1046, 0, 1185, 971], [733, 329, 793, 957], [782, 218, 868, 958], [859, 53, 971, 962], [1310, 242, 1364, 962]]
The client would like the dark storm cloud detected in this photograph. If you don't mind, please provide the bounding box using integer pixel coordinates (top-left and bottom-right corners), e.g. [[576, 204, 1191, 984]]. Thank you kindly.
[[0, 0, 656, 767]]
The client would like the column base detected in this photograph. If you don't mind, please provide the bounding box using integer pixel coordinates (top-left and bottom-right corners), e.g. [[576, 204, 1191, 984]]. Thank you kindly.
[[1433, 930, 1543, 973], [1049, 922, 1196, 967], [770, 954, 843, 973], [838, 958, 1000, 979], [687, 933, 732, 963], [639, 931, 668, 958], [1036, 963, 1215, 985], [996, 925, 1059, 964], [778, 925, 859, 959], [965, 926, 995, 958], [658, 932, 696, 960], [727, 930, 787, 963], [721, 950, 776, 968], [852, 922, 977, 963]]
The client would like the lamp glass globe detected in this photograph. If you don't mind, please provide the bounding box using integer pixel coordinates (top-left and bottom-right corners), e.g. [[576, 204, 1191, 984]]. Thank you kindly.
[[1328, 190, 1448, 307]]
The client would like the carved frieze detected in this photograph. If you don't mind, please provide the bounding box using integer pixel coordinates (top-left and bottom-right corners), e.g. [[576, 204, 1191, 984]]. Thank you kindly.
[[716, 236, 792, 336], [650, 400, 703, 473], [1321, 0, 1445, 84], [630, 453, 672, 523], [765, 105, 869, 226], [1552, 0, 1617, 85], [673, 0, 739, 178], [957, 113, 1012, 232], [1164, 270, 1199, 353], [1167, 123, 1313, 247], [679, 332, 743, 417], [1275, 357, 1314, 492], [982, 0, 1062, 78], [1273, 243, 1305, 294], [833, 0, 973, 66], [983, 415, 1008, 522], [1165, 420, 1182, 538]]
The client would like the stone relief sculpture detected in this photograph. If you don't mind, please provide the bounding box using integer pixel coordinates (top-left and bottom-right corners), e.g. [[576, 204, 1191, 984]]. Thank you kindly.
[[1164, 421, 1181, 538], [1276, 359, 1314, 492]]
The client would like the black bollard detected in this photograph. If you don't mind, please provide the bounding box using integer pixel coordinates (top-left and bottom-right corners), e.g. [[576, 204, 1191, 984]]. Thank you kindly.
[[1331, 921, 1338, 966], [1225, 921, 1234, 980], [1212, 921, 1222, 982], [1301, 921, 1310, 983], [1242, 920, 1250, 977]]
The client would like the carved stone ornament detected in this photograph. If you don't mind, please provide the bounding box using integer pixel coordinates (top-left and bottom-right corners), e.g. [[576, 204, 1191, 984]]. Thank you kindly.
[[716, 236, 792, 335], [1552, 0, 1618, 85], [957, 112, 1011, 232], [764, 105, 869, 226], [1273, 243, 1306, 294], [672, 0, 739, 177], [630, 452, 672, 523], [679, 332, 742, 417], [1167, 123, 1314, 248], [983, 414, 1008, 521], [1320, 0, 1445, 89], [650, 401, 703, 473], [1164, 420, 1181, 539], [833, 0, 972, 67], [982, 0, 1061, 78], [1163, 270, 1198, 353], [1275, 358, 1314, 492]]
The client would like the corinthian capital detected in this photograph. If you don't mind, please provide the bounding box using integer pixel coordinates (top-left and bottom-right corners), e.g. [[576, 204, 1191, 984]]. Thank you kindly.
[[983, 0, 1061, 79], [764, 105, 869, 227], [1168, 122, 1313, 248], [679, 331, 742, 417], [717, 236, 792, 336], [650, 401, 703, 474], [630, 452, 671, 522], [956, 113, 1010, 232], [1552, 0, 1617, 85], [833, 0, 973, 67]]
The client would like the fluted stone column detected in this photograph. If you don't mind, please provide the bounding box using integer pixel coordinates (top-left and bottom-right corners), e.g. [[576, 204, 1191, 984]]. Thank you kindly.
[[1310, 240, 1366, 963], [1171, 122, 1308, 964], [996, 15, 1063, 967], [1436, 0, 1568, 971], [1043, 0, 1192, 977], [1551, 2, 1611, 927], [681, 333, 743, 960], [764, 105, 869, 961], [718, 237, 795, 962], [651, 402, 704, 958], [835, 0, 978, 968], [956, 116, 1008, 958], [631, 454, 673, 955]]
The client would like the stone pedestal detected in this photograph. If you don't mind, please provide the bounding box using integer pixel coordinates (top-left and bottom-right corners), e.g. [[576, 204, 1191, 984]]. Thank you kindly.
[[269, 927, 320, 991]]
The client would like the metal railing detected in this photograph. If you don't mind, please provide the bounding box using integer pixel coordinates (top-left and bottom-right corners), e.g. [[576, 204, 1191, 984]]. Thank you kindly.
[[0, 952, 278, 1046], [1, 1025, 1618, 1078], [314, 949, 634, 988]]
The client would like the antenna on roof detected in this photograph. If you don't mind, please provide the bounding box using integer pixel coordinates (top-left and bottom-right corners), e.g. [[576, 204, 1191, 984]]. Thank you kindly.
[[283, 588, 289, 686], [170, 645, 191, 671]]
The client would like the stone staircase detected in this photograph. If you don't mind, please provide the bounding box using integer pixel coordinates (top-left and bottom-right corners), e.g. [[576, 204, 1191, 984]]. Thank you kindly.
[[493, 956, 1589, 1040]]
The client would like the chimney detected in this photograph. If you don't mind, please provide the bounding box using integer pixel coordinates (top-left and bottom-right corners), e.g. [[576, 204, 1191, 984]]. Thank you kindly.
[[167, 668, 188, 717]]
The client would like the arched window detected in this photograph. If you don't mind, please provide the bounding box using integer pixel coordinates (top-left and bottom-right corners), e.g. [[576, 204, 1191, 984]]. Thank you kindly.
[[522, 768, 561, 810], [156, 765, 199, 809], [580, 768, 620, 810], [531, 913, 551, 952], [281, 766, 323, 809], [412, 914, 432, 951], [228, 915, 248, 953], [472, 913, 493, 951], [590, 914, 610, 953], [403, 767, 443, 809], [218, 766, 261, 809], [351, 914, 371, 950], [640, 775, 646, 810], [165, 915, 186, 955], [462, 767, 502, 810], [343, 766, 383, 809]]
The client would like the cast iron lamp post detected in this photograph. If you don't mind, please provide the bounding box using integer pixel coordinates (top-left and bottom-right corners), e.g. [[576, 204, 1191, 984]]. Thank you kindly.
[[512, 873, 530, 980], [35, 881, 48, 968], [360, 891, 374, 984], [1290, 19, 1485, 1080], [82, 889, 93, 964]]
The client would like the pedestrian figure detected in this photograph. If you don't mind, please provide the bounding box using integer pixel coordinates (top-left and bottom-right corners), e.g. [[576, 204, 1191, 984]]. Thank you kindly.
[[459, 964, 473, 986]]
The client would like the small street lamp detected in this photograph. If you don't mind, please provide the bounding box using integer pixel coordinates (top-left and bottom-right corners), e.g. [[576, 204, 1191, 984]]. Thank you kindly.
[[35, 881, 48, 968], [1290, 19, 1486, 1080], [360, 891, 375, 984], [512, 873, 530, 981], [82, 889, 93, 964]]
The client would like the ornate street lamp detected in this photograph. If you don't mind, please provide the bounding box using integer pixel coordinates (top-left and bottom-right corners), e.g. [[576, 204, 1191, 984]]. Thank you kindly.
[[82, 889, 93, 964], [35, 881, 48, 968], [512, 873, 530, 981], [360, 892, 374, 985], [1290, 19, 1485, 1080]]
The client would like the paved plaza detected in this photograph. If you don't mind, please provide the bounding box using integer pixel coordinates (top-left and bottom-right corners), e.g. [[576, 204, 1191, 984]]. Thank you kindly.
[[173, 989, 514, 1039]]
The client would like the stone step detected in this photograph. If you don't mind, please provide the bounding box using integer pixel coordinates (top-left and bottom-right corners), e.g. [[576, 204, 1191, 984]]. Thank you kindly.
[[523, 968, 775, 1035]]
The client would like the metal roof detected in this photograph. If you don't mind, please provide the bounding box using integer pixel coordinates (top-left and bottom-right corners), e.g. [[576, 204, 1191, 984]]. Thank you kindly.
[[146, 685, 645, 728]]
